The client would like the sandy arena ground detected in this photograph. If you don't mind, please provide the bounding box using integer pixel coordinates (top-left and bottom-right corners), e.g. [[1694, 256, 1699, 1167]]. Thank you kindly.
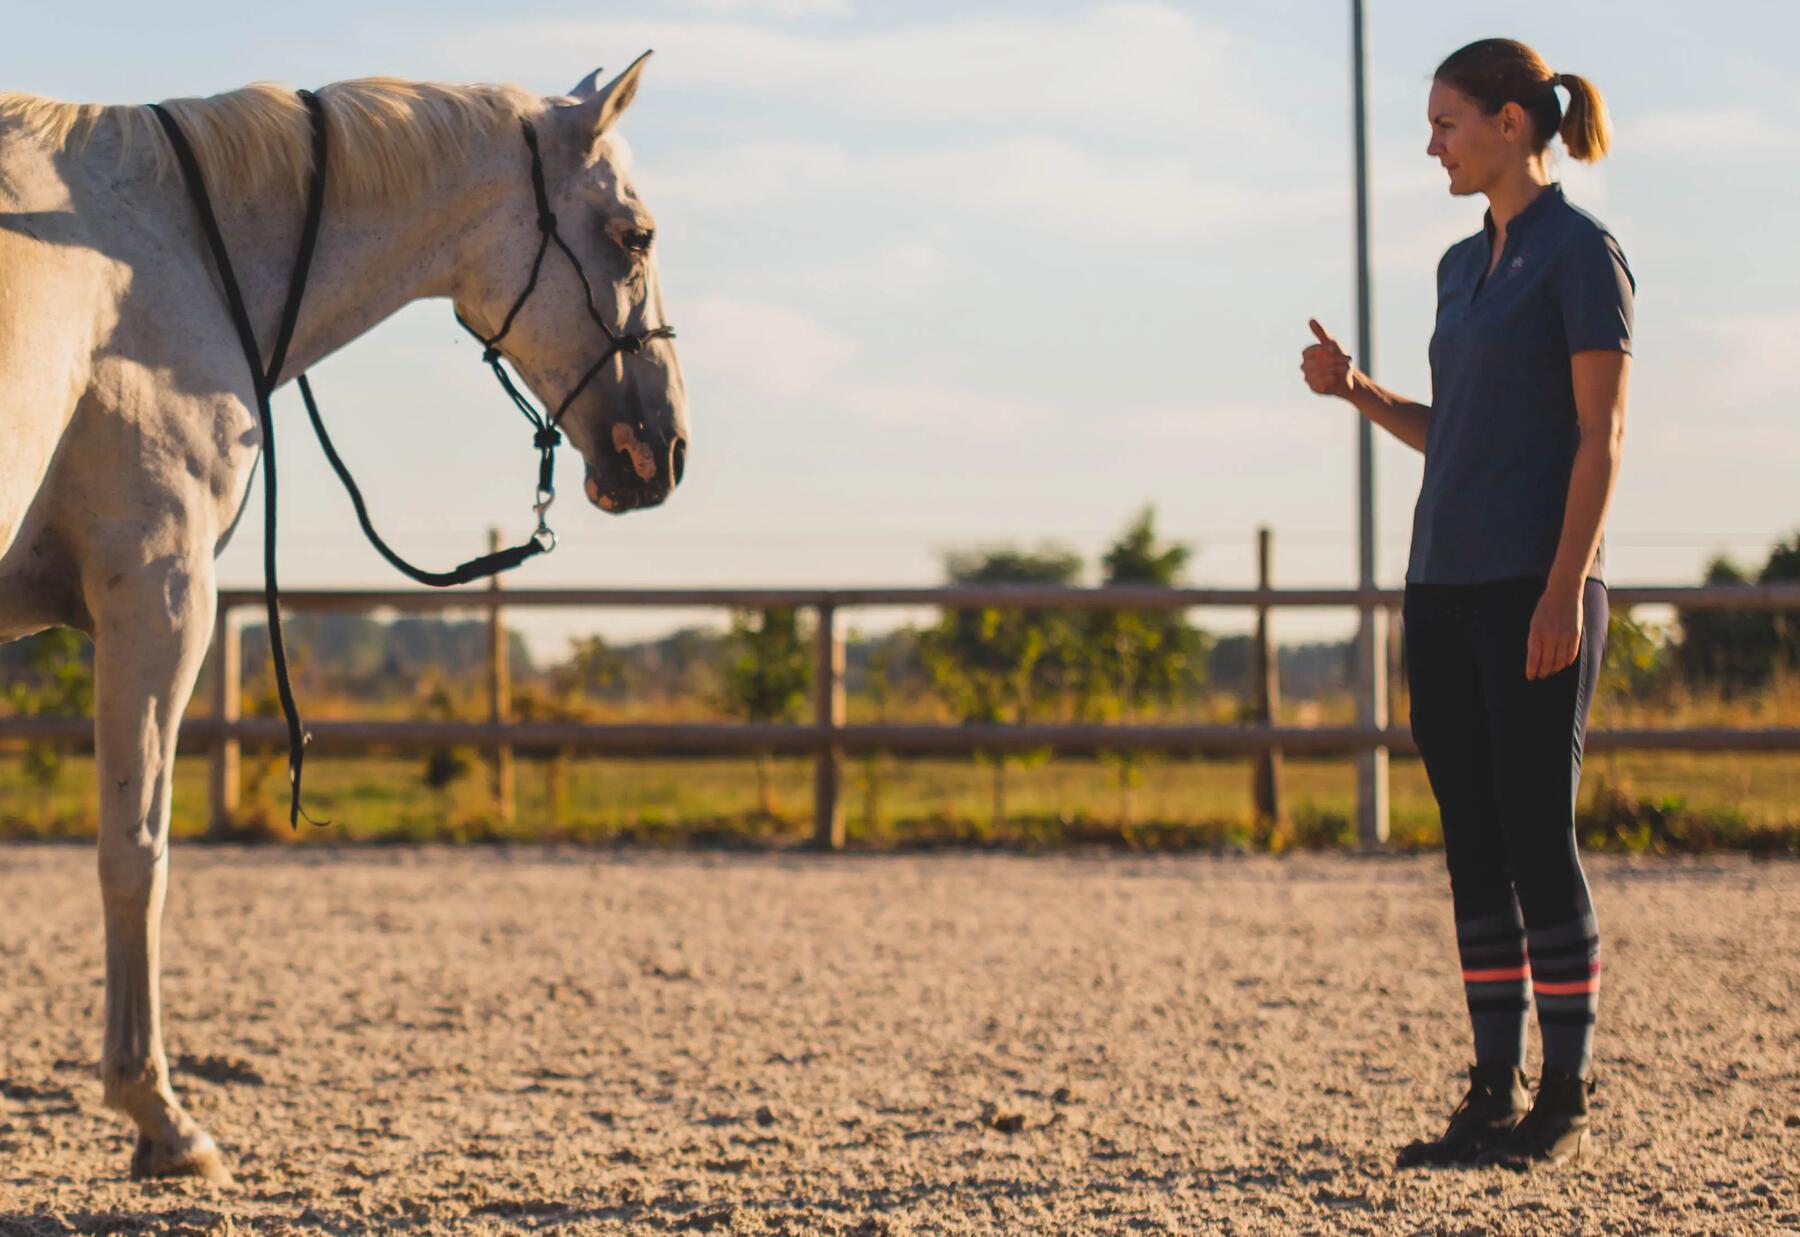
[[1, 846, 1797, 1235]]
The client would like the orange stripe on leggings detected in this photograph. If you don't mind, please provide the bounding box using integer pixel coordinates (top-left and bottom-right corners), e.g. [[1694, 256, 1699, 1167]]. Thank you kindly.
[[1461, 966, 1529, 983], [1533, 976, 1601, 995]]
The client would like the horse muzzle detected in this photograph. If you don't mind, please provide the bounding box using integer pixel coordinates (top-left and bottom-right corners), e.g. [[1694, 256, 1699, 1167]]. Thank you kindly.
[[586, 425, 685, 513]]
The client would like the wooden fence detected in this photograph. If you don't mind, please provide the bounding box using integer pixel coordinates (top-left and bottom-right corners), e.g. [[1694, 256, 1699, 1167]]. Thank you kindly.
[[3, 556, 1798, 848]]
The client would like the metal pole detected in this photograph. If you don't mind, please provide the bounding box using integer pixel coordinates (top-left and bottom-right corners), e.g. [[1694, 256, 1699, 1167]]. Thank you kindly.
[[1351, 0, 1390, 847]]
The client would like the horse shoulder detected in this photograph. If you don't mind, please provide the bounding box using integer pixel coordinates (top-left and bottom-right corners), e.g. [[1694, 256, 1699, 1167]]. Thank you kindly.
[[1, 137, 251, 633]]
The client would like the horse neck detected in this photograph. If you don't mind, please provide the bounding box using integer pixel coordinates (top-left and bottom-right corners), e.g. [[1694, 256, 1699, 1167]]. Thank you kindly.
[[201, 133, 524, 385]]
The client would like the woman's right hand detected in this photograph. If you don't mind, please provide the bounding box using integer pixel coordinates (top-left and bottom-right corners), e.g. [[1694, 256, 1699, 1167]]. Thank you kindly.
[[1301, 319, 1357, 400]]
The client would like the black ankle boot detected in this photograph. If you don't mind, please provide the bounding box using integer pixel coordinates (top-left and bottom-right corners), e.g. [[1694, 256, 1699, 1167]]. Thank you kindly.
[[1396, 1063, 1530, 1168], [1478, 1066, 1594, 1169]]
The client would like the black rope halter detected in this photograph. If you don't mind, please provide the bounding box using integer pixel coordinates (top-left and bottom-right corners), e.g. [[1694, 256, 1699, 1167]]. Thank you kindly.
[[150, 89, 675, 826]]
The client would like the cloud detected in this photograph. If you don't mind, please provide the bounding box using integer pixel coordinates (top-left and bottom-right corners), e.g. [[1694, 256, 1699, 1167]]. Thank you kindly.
[[841, 384, 1037, 431], [637, 141, 852, 212], [1633, 415, 1800, 459], [408, 5, 1332, 247], [1689, 313, 1800, 401], [806, 241, 948, 295], [645, 135, 1322, 241], [408, 5, 1297, 144], [1631, 106, 1794, 155], [662, 296, 1047, 436], [680, 294, 855, 396], [672, 0, 851, 18], [1144, 404, 1333, 467], [876, 139, 1282, 241]]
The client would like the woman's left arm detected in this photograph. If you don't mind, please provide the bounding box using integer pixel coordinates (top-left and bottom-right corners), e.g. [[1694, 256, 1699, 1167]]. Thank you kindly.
[[1526, 350, 1631, 680]]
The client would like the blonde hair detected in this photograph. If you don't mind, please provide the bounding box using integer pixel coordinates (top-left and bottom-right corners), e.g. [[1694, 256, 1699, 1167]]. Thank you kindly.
[[0, 78, 540, 205], [1435, 38, 1612, 163]]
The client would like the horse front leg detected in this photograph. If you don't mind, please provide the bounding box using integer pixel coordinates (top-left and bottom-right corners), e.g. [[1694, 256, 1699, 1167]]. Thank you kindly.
[[92, 556, 230, 1184]]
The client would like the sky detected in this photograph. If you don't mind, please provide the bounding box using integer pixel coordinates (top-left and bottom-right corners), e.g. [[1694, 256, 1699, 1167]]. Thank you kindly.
[[7, 1, 1797, 656]]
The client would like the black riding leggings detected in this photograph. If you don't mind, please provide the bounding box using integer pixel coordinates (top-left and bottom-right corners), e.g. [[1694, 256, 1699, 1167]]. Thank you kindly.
[[1403, 576, 1608, 1076]]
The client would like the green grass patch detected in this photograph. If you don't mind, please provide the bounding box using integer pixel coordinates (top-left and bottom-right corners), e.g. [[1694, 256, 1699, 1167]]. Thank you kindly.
[[1, 748, 1793, 854]]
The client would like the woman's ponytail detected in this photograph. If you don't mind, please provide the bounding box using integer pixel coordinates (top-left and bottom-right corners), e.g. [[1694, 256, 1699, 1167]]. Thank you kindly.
[[1555, 72, 1612, 163]]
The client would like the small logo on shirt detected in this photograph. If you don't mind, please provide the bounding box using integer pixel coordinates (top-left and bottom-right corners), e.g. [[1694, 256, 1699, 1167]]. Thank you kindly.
[[1508, 255, 1526, 275]]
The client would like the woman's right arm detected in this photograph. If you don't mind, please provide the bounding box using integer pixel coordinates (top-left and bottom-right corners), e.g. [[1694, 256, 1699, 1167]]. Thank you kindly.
[[1300, 319, 1432, 453]]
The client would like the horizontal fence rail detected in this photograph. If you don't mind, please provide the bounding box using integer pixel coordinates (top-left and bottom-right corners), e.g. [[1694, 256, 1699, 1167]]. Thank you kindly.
[[216, 583, 1800, 612], [4, 579, 1797, 847], [6, 718, 1799, 755]]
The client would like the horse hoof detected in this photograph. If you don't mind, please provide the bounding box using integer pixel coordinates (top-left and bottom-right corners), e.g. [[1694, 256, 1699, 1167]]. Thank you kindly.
[[130, 1131, 233, 1186]]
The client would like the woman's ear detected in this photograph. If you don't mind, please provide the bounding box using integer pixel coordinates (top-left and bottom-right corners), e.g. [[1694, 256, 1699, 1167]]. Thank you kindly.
[[1497, 99, 1529, 144]]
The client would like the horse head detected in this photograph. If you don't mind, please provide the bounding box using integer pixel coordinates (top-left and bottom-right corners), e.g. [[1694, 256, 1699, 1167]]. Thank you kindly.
[[454, 53, 687, 515]]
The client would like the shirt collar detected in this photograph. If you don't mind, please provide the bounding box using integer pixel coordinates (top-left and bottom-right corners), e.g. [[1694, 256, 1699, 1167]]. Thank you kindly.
[[1483, 181, 1564, 246]]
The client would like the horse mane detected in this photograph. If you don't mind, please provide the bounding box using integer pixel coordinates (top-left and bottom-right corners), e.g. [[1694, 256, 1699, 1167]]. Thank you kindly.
[[0, 78, 540, 207]]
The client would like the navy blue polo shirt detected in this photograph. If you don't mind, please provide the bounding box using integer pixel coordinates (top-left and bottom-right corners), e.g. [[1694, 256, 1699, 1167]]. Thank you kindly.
[[1407, 182, 1635, 586]]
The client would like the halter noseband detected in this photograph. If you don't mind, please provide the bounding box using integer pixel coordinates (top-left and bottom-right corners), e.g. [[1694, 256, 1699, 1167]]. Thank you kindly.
[[151, 89, 674, 826]]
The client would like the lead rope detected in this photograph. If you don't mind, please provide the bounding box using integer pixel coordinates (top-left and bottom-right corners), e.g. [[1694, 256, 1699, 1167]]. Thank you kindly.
[[150, 91, 330, 828]]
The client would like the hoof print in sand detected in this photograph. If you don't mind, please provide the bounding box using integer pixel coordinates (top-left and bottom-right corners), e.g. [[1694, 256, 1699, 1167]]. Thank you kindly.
[[979, 1103, 1027, 1134], [177, 1054, 267, 1087]]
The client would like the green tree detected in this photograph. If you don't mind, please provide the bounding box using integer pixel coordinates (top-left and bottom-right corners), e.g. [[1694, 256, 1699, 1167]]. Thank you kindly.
[[1079, 508, 1211, 822], [556, 635, 622, 703], [722, 608, 812, 817], [1761, 531, 1800, 672], [1676, 547, 1791, 695], [510, 634, 625, 828], [919, 546, 1082, 828], [1600, 610, 1669, 700], [419, 678, 476, 800]]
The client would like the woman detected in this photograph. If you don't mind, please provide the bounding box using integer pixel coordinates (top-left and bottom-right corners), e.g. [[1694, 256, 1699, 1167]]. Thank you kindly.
[[1301, 38, 1633, 1170]]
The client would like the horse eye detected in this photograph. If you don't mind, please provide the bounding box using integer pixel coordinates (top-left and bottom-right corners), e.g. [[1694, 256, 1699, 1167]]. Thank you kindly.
[[623, 227, 654, 254]]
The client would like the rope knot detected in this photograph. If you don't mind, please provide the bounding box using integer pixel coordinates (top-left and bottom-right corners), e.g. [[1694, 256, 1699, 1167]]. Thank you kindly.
[[537, 211, 558, 233], [482, 346, 501, 365], [534, 427, 562, 450], [618, 333, 644, 354]]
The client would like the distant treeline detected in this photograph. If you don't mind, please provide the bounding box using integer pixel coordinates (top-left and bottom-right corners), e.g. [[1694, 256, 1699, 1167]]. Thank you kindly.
[[0, 610, 1356, 700], [237, 616, 534, 691]]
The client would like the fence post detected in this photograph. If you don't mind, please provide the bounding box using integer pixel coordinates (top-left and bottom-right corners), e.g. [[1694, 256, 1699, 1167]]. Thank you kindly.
[[1355, 597, 1391, 849], [207, 603, 241, 837], [812, 601, 846, 850], [487, 528, 515, 826], [1252, 528, 1284, 825]]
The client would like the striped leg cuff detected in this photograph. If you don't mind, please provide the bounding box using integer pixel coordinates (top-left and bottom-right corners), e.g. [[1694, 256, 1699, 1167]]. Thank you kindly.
[[1528, 913, 1601, 1078], [1457, 907, 1531, 1069]]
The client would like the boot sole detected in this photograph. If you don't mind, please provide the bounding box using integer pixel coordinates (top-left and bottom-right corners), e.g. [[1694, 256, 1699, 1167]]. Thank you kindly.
[[1486, 1127, 1596, 1172], [1396, 1123, 1527, 1170], [1544, 1128, 1596, 1169]]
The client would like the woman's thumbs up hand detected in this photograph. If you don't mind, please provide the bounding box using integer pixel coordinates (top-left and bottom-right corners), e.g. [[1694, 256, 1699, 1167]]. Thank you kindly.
[[1301, 319, 1358, 400]]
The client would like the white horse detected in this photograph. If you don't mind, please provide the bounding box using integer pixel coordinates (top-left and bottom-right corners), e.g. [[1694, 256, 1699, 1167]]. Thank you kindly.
[[0, 57, 687, 1182]]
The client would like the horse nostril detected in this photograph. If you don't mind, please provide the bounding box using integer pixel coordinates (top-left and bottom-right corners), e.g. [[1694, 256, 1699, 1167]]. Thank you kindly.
[[670, 437, 686, 487]]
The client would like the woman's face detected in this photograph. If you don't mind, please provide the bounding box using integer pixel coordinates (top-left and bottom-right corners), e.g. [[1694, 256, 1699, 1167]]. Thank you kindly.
[[1425, 78, 1532, 197]]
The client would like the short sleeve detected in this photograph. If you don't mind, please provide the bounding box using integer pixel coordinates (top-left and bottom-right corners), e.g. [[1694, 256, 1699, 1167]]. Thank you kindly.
[[1557, 228, 1635, 355]]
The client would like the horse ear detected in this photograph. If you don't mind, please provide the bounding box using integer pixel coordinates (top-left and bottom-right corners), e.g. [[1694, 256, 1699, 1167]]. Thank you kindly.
[[566, 50, 653, 138], [568, 67, 605, 99]]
